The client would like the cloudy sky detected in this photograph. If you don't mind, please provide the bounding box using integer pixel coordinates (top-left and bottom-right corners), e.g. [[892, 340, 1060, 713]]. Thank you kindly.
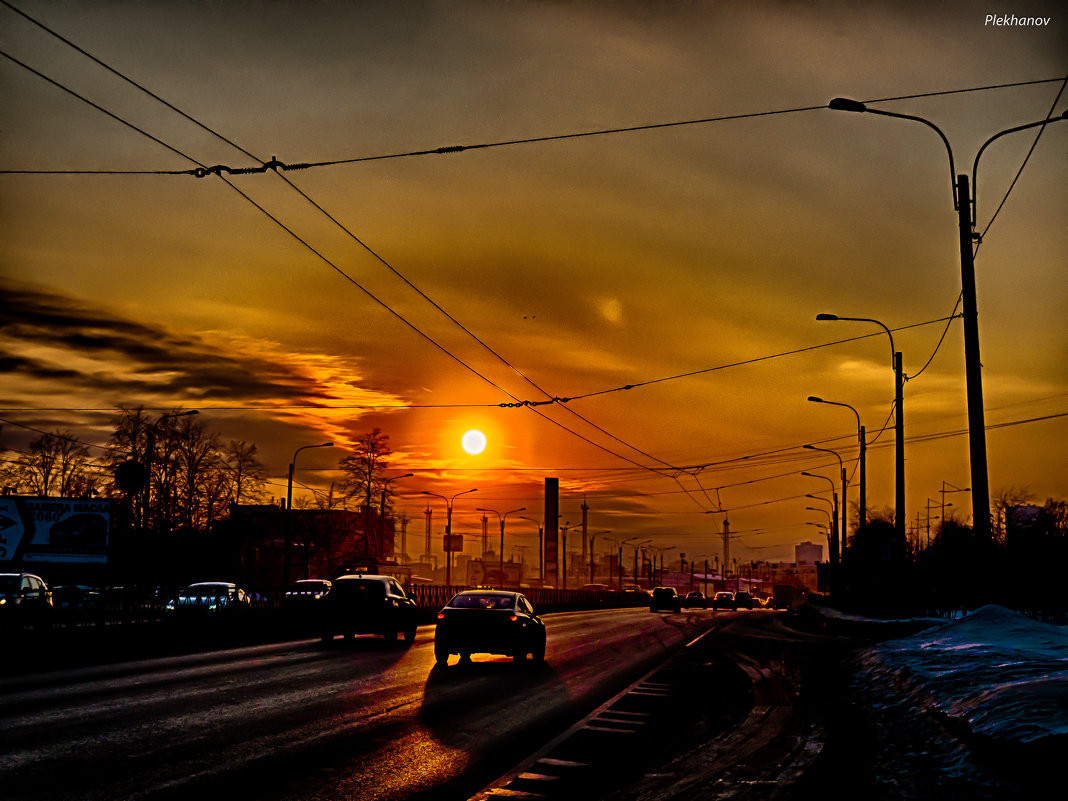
[[2, 0, 1065, 565]]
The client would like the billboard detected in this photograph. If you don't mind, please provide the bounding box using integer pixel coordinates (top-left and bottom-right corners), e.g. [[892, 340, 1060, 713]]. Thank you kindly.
[[466, 559, 522, 587], [0, 496, 112, 564]]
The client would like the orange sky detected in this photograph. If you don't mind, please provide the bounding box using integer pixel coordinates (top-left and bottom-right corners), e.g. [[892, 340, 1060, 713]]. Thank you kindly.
[[2, 0, 1065, 565]]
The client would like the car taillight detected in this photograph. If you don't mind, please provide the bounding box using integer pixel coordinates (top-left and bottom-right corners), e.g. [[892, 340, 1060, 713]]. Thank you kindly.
[[509, 614, 518, 622], [437, 612, 445, 620]]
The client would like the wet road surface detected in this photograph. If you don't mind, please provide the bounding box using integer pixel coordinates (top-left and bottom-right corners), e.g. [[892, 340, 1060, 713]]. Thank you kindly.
[[1, 607, 721, 801]]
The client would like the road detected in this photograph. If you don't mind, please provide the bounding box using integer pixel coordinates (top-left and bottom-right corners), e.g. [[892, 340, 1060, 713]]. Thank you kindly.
[[0, 607, 724, 801]]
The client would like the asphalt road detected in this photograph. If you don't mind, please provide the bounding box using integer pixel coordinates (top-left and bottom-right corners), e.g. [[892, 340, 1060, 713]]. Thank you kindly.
[[0, 607, 723, 801]]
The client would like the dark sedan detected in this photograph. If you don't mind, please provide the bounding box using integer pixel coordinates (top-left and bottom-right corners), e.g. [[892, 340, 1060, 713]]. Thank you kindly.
[[683, 590, 707, 609], [319, 574, 419, 645], [434, 590, 546, 666]]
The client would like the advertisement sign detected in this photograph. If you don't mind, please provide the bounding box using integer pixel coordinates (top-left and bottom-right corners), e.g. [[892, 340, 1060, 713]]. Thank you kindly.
[[466, 559, 522, 587], [0, 496, 112, 564], [444, 533, 463, 553]]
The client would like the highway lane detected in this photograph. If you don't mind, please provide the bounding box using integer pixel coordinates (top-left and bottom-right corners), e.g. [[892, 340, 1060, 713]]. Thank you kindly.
[[0, 607, 722, 801]]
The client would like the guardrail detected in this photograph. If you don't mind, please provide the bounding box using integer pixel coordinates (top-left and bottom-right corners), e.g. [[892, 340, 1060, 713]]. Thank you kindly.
[[2, 585, 653, 634]]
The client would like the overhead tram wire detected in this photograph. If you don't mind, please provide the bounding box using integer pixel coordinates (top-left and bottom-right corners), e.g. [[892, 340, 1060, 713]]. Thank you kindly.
[[0, 12, 707, 504], [4, 7, 1059, 501], [0, 47, 691, 489], [0, 21, 1060, 176]]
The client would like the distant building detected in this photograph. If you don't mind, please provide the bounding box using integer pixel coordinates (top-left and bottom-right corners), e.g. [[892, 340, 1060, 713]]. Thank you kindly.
[[795, 540, 823, 565]]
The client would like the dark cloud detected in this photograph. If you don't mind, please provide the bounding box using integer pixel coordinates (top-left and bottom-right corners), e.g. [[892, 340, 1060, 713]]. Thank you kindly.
[[1, 284, 329, 404]]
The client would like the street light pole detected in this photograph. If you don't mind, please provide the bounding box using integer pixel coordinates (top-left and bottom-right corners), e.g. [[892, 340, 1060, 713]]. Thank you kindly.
[[817, 314, 903, 552], [478, 506, 526, 586], [808, 396, 866, 530], [422, 489, 477, 587], [285, 441, 333, 588], [827, 99, 1067, 541], [803, 445, 846, 568], [802, 473, 839, 573]]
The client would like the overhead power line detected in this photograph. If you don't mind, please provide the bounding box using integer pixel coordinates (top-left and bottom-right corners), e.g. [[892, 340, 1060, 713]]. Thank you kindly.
[[0, 21, 696, 493]]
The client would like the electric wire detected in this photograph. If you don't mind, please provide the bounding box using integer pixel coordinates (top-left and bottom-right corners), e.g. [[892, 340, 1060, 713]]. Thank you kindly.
[[0, 16, 704, 499]]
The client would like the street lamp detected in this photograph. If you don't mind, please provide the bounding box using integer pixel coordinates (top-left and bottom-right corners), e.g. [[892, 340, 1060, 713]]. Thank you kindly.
[[285, 441, 333, 588], [803, 445, 846, 568], [478, 506, 526, 586], [816, 314, 903, 552], [378, 473, 413, 560], [588, 530, 611, 584], [141, 409, 198, 532], [520, 516, 545, 582], [827, 99, 1067, 541], [808, 395, 866, 530], [940, 481, 970, 531], [421, 488, 477, 587]]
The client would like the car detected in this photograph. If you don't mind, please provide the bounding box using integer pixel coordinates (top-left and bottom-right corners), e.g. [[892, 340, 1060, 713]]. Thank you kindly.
[[649, 586, 681, 613], [283, 578, 332, 609], [319, 574, 418, 645], [0, 572, 54, 625], [683, 590, 707, 609], [434, 590, 546, 666], [712, 591, 735, 610], [733, 590, 754, 609], [52, 584, 101, 610], [166, 582, 250, 615]]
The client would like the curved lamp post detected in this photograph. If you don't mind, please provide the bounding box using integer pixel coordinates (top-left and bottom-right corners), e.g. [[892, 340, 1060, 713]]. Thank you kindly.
[[803, 446, 846, 569], [422, 488, 477, 587], [816, 314, 902, 553], [285, 441, 333, 587], [808, 395, 866, 531], [478, 506, 526, 586], [827, 99, 1067, 541]]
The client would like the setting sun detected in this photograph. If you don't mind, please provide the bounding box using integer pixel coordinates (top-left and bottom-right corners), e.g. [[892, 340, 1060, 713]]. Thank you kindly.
[[461, 429, 487, 455]]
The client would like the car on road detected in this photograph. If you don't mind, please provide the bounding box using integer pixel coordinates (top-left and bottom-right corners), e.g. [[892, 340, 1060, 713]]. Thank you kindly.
[[732, 590, 754, 609], [166, 582, 250, 615], [0, 572, 54, 626], [712, 591, 735, 610], [283, 579, 332, 608], [649, 586, 682, 613], [319, 574, 419, 645], [683, 590, 707, 609], [434, 590, 546, 666]]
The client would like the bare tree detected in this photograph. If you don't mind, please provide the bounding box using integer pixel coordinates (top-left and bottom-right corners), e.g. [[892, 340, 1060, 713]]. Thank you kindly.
[[225, 440, 268, 508], [338, 428, 392, 513], [4, 430, 97, 497], [992, 486, 1035, 543]]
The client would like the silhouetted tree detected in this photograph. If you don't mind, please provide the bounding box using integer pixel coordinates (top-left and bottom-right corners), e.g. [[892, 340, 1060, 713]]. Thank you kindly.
[[1, 430, 99, 497]]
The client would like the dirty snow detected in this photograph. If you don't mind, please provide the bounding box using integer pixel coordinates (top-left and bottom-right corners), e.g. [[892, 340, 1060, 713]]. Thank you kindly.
[[850, 604, 1067, 797]]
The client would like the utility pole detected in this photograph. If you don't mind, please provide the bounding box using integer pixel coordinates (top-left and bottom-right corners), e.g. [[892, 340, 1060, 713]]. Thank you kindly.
[[956, 174, 991, 541], [722, 516, 730, 581]]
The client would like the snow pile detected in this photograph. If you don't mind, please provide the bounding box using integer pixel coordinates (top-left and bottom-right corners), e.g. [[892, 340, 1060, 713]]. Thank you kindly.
[[857, 605, 1068, 748]]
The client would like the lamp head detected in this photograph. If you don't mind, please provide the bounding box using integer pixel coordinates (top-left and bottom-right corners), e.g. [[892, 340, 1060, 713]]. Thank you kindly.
[[807, 396, 824, 403], [829, 97, 867, 113], [816, 313, 839, 321]]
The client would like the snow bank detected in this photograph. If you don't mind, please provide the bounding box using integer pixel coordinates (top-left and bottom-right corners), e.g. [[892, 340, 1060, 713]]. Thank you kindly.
[[857, 604, 1068, 747]]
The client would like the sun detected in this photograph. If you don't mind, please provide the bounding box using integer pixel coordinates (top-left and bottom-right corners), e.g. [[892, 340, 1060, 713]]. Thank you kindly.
[[461, 429, 487, 455]]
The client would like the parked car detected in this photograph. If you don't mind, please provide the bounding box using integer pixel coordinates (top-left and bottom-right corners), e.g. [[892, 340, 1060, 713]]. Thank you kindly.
[[434, 590, 546, 666], [649, 586, 681, 613], [0, 572, 54, 625], [733, 590, 754, 609], [712, 591, 735, 610], [319, 574, 418, 645], [166, 582, 250, 615], [683, 590, 707, 609]]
